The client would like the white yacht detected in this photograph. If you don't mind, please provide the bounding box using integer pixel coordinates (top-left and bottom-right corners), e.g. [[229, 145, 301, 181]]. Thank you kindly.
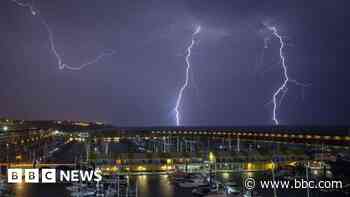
[[224, 182, 240, 195]]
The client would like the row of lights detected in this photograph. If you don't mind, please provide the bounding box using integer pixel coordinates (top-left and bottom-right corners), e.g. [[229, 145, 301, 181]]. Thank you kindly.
[[78, 132, 350, 143], [101, 137, 120, 142], [3, 135, 48, 145], [150, 130, 350, 141], [102, 165, 174, 172]]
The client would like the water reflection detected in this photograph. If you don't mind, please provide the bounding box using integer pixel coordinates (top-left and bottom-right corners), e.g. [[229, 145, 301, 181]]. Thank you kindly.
[[137, 175, 149, 194], [13, 182, 28, 197], [159, 175, 174, 197], [134, 175, 176, 197], [4, 173, 348, 197]]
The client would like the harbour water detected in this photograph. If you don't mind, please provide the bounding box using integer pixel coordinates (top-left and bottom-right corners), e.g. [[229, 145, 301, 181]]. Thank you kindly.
[[4, 173, 348, 197], [1, 141, 349, 197]]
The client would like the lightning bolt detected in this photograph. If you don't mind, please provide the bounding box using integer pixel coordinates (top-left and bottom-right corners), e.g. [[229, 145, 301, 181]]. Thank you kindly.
[[10, 0, 116, 70], [174, 25, 201, 126], [11, 0, 37, 15], [265, 25, 309, 125]]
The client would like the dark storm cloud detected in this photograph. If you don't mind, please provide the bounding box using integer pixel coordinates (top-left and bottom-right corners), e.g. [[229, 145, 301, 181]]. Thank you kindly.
[[0, 0, 349, 126]]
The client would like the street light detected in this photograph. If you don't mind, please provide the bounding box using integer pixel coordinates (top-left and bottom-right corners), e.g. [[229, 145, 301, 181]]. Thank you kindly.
[[209, 152, 216, 163], [3, 126, 8, 131], [6, 144, 9, 164], [208, 152, 216, 185]]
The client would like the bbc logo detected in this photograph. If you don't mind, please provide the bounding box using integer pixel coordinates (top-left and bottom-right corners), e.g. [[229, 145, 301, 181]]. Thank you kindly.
[[8, 169, 56, 183]]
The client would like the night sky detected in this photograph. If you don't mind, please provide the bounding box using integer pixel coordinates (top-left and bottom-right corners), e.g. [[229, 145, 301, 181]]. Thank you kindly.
[[0, 0, 349, 126]]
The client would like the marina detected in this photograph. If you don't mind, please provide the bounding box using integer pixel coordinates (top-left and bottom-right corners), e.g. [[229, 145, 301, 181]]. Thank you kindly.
[[0, 134, 349, 197]]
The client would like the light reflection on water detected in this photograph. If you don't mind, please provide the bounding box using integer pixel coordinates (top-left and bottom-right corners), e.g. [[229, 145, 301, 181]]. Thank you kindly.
[[9, 182, 71, 197], [13, 182, 27, 197], [3, 172, 347, 197], [159, 175, 173, 197], [137, 175, 149, 194], [218, 171, 257, 183], [134, 175, 175, 197]]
